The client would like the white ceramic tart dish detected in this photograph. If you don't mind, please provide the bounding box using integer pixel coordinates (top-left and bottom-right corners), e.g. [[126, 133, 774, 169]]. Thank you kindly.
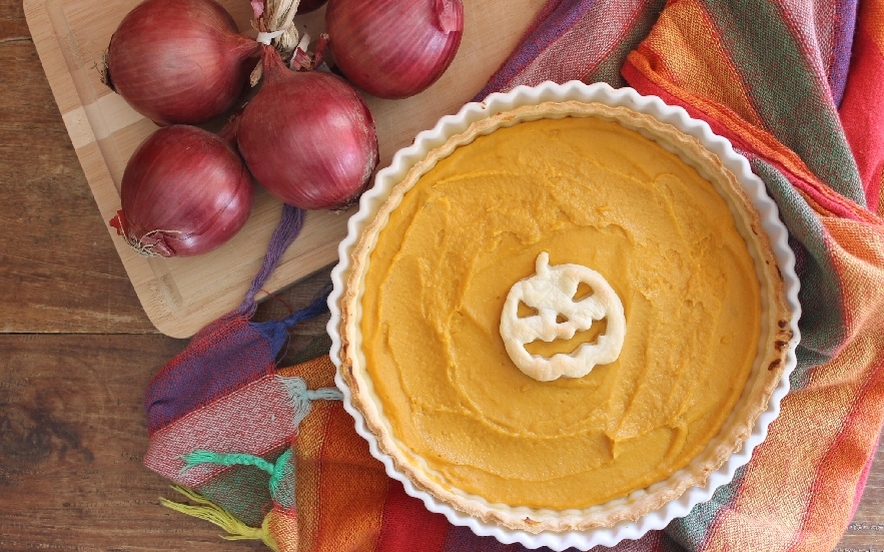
[[327, 81, 801, 550]]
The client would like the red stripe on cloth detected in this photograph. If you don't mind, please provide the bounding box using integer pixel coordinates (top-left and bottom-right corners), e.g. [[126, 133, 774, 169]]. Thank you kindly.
[[144, 375, 295, 486], [838, 8, 884, 211], [311, 403, 389, 551], [376, 481, 449, 552]]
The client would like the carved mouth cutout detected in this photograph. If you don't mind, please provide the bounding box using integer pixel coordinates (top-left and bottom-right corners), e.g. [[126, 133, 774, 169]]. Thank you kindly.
[[524, 318, 609, 357]]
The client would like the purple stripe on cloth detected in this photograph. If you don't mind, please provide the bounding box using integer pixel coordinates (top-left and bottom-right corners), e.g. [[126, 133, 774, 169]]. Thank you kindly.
[[473, 0, 664, 100], [829, 0, 858, 105], [145, 203, 309, 434], [770, 0, 857, 105], [145, 285, 330, 435], [144, 314, 278, 434], [519, 0, 662, 87], [144, 374, 296, 486], [473, 0, 596, 99]]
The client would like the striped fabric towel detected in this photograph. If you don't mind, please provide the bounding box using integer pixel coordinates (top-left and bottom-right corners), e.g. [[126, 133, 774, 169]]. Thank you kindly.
[[145, 1, 884, 551], [479, 1, 884, 549]]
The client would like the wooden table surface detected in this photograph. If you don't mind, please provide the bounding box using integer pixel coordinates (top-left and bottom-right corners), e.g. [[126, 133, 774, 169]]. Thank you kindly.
[[1, 0, 883, 549]]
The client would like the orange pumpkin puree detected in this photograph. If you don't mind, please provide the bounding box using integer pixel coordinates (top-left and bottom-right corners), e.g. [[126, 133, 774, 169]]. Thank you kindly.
[[360, 116, 761, 509]]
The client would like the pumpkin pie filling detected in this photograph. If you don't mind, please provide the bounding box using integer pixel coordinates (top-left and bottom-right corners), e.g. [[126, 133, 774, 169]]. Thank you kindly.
[[356, 113, 762, 511]]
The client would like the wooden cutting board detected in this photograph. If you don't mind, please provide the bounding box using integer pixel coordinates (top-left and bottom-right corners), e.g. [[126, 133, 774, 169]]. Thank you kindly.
[[23, 0, 547, 338]]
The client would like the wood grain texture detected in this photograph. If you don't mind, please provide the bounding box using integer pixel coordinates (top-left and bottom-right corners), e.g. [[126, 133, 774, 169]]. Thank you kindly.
[[1, 0, 882, 548], [0, 2, 154, 334]]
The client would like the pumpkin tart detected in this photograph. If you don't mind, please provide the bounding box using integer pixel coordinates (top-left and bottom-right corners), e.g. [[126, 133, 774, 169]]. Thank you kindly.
[[336, 100, 793, 533]]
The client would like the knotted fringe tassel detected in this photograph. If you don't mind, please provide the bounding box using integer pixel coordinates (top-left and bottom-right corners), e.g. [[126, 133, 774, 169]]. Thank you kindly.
[[281, 376, 343, 427], [160, 484, 279, 551], [236, 204, 305, 317]]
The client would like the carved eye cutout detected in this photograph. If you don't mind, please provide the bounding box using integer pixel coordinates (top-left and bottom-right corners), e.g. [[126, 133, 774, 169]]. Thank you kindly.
[[517, 301, 539, 318], [499, 252, 626, 382], [573, 281, 594, 301]]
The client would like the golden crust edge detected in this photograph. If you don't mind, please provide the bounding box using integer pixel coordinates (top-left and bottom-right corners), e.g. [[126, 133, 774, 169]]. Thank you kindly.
[[336, 100, 794, 534]]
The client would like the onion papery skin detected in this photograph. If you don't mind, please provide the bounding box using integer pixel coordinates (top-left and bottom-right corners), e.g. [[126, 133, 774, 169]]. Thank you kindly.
[[237, 45, 379, 210], [113, 125, 255, 257], [106, 0, 260, 126], [325, 0, 464, 99]]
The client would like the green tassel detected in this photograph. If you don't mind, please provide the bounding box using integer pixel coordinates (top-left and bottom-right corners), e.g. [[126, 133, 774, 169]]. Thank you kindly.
[[267, 448, 293, 496], [160, 484, 279, 551], [181, 450, 276, 475], [181, 449, 293, 497]]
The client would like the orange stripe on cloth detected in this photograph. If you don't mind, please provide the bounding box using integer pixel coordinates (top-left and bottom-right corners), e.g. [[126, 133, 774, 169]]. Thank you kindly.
[[281, 356, 339, 552], [879, 173, 884, 216], [277, 356, 450, 552], [313, 402, 391, 551], [639, 0, 764, 129], [864, 0, 884, 45], [268, 507, 300, 552], [278, 356, 389, 552], [705, 219, 884, 551]]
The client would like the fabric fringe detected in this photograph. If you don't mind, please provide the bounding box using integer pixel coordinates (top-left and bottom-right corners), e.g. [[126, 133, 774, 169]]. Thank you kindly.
[[236, 204, 305, 316], [281, 375, 343, 428], [168, 380, 342, 547], [160, 484, 279, 551], [181, 449, 295, 496]]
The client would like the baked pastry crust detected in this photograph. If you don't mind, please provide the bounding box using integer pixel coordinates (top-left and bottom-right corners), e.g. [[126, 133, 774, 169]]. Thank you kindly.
[[337, 101, 793, 533]]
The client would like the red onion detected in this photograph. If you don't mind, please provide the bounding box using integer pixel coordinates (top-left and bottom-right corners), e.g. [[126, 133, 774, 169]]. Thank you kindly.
[[105, 0, 260, 125], [325, 0, 464, 99], [236, 44, 378, 210], [109, 124, 255, 257]]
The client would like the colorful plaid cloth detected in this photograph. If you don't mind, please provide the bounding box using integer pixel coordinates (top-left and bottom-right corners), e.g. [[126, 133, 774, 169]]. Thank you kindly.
[[145, 1, 884, 550]]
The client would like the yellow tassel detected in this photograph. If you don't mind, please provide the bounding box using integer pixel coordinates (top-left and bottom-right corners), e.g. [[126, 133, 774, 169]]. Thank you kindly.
[[161, 484, 279, 552]]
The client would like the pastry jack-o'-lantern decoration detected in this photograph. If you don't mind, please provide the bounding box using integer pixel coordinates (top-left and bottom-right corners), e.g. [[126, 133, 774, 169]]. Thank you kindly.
[[499, 252, 626, 382]]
